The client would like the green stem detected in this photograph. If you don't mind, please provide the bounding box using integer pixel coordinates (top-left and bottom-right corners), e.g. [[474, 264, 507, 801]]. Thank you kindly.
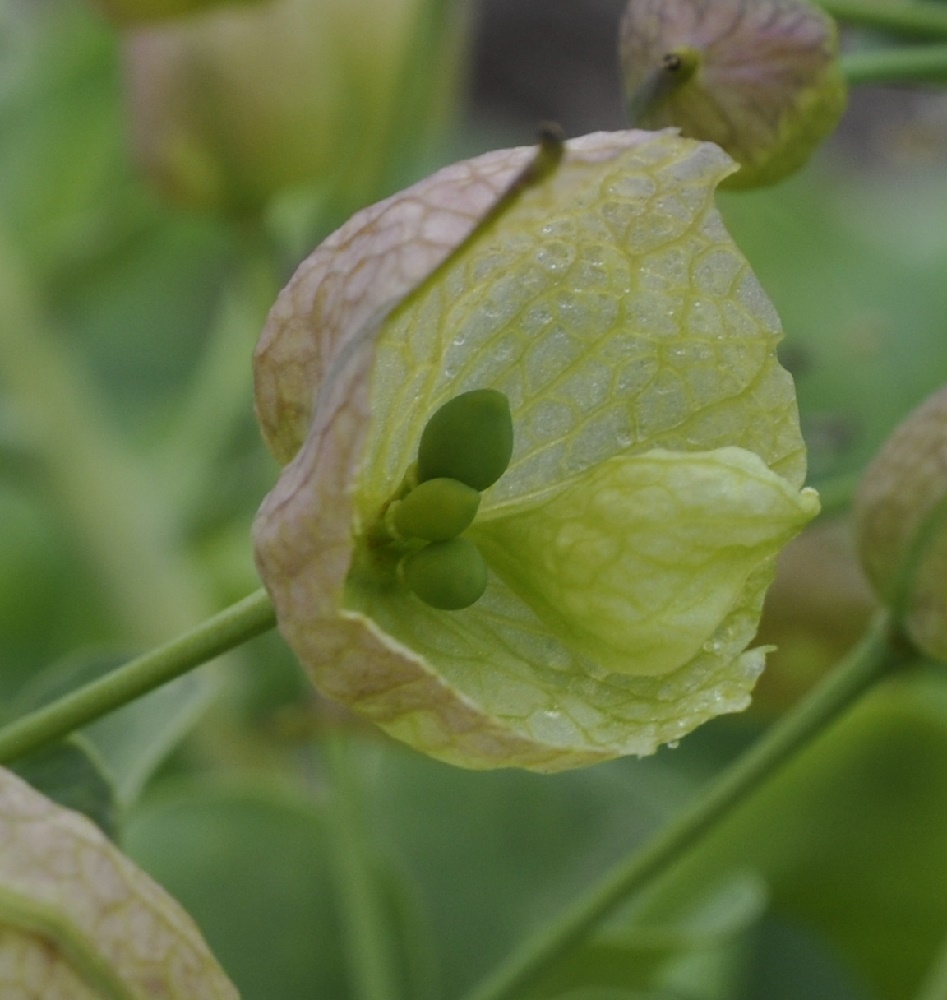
[[843, 43, 947, 84], [0, 589, 276, 765], [820, 0, 947, 40], [461, 615, 906, 1000], [326, 734, 401, 1000]]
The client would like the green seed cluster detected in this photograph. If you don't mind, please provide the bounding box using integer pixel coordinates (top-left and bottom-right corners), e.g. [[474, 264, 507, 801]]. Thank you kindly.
[[393, 389, 513, 610]]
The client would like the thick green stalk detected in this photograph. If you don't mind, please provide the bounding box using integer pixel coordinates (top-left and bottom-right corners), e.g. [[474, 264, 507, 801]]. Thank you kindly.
[[461, 615, 905, 1000], [821, 0, 947, 40], [326, 735, 402, 1000], [0, 590, 276, 765]]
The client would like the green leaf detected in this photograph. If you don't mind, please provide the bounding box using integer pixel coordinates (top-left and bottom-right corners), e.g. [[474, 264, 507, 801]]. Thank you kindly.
[[529, 873, 767, 1000], [10, 736, 116, 838], [122, 781, 345, 1000], [747, 914, 873, 1000], [123, 778, 434, 1000], [366, 744, 701, 997], [12, 648, 214, 806]]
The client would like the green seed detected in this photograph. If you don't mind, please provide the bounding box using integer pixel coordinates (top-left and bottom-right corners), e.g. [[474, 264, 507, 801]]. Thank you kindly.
[[400, 538, 488, 610], [390, 478, 481, 541], [417, 389, 514, 491]]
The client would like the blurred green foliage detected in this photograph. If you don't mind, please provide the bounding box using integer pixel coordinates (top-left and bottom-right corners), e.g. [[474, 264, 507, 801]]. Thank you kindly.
[[3, 1, 947, 998], [721, 166, 947, 488]]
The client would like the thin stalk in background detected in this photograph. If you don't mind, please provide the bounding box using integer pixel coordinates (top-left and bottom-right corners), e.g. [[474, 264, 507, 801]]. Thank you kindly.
[[821, 0, 947, 40], [326, 734, 402, 1000], [843, 43, 947, 84]]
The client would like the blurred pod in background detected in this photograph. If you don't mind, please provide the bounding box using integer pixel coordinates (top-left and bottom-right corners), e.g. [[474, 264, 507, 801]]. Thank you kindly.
[[856, 384, 947, 662], [753, 518, 877, 713], [618, 0, 847, 189], [120, 0, 470, 216]]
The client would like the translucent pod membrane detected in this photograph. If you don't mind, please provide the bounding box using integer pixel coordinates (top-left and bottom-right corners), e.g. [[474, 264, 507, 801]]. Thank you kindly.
[[400, 537, 489, 610], [417, 389, 514, 491]]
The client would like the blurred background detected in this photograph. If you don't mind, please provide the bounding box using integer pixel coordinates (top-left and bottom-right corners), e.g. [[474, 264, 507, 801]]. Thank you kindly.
[[3, 1, 947, 998]]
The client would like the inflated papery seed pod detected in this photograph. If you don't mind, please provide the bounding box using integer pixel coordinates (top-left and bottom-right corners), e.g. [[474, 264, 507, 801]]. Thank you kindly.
[[619, 0, 847, 189], [252, 129, 819, 772], [91, 0, 263, 26], [122, 0, 466, 212], [0, 768, 237, 998], [856, 386, 947, 661]]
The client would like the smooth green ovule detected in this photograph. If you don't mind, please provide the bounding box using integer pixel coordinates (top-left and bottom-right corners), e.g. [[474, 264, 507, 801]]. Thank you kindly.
[[417, 388, 514, 491], [400, 537, 488, 610], [390, 478, 481, 541]]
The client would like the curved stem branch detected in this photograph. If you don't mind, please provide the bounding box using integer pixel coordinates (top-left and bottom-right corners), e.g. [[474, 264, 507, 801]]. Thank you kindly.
[[821, 0, 947, 40], [0, 590, 276, 765], [326, 734, 401, 1000], [461, 614, 907, 1000]]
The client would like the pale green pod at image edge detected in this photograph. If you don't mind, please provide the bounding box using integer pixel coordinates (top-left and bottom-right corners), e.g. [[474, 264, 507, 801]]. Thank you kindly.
[[400, 537, 489, 610], [417, 389, 514, 491]]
